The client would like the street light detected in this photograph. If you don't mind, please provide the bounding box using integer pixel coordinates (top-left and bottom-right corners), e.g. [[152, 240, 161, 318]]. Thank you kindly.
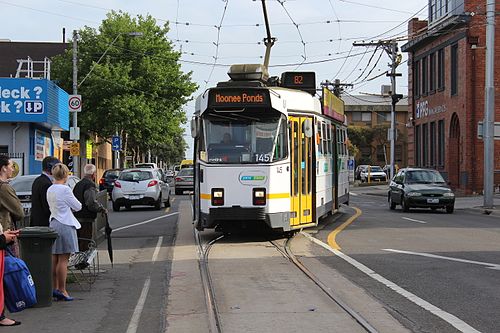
[[78, 31, 143, 87]]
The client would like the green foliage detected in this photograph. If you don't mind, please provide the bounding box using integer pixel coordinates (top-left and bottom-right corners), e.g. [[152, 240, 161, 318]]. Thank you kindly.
[[51, 11, 198, 161]]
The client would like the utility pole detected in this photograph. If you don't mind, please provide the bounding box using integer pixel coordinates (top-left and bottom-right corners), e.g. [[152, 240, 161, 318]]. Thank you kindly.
[[483, 0, 495, 208], [72, 30, 79, 177], [353, 40, 402, 180], [322, 79, 353, 97]]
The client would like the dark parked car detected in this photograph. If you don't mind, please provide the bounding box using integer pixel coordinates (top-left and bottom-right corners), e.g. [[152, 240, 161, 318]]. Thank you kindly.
[[388, 168, 455, 213], [174, 168, 194, 195], [99, 169, 121, 195]]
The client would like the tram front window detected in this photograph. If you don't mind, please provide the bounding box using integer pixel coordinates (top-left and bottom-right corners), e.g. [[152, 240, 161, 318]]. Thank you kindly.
[[200, 109, 287, 164]]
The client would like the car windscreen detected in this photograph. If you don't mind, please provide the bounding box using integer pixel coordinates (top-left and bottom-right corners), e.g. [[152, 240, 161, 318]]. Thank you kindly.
[[177, 169, 193, 177], [370, 166, 383, 172], [10, 177, 35, 192], [406, 170, 446, 184], [119, 171, 153, 181], [104, 170, 120, 178]]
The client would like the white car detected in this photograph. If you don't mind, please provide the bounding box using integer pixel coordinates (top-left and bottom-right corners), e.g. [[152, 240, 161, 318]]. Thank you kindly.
[[112, 168, 170, 211], [360, 166, 387, 182]]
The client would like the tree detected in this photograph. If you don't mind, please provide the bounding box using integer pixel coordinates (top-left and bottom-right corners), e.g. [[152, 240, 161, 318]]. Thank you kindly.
[[51, 11, 198, 162], [348, 125, 374, 164]]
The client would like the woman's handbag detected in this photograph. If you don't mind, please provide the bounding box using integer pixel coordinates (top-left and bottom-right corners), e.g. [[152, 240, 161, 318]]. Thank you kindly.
[[3, 248, 37, 312]]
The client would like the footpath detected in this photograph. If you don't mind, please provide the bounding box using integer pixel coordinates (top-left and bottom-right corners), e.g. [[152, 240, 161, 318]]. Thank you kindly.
[[351, 182, 500, 216]]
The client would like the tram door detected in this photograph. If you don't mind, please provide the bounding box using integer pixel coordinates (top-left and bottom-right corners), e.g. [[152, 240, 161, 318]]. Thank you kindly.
[[289, 117, 313, 227]]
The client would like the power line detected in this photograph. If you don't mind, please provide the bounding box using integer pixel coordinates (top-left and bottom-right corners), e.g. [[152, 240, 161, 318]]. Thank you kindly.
[[276, 0, 307, 69]]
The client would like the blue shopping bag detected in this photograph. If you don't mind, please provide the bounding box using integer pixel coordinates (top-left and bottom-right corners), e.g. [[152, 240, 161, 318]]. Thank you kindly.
[[3, 249, 37, 312]]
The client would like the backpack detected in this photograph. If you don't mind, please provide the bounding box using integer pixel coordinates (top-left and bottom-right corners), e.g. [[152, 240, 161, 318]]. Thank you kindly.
[[3, 249, 37, 312]]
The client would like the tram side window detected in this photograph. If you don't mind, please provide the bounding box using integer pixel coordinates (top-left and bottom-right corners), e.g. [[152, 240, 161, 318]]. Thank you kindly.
[[317, 120, 323, 155], [327, 123, 333, 155], [322, 122, 328, 155]]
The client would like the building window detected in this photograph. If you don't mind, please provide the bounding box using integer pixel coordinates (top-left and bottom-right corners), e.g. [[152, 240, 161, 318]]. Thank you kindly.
[[414, 60, 421, 98], [430, 122, 436, 166], [438, 120, 445, 166], [415, 125, 421, 166], [429, 0, 451, 25], [422, 56, 428, 95], [377, 112, 390, 123], [429, 52, 436, 93], [437, 49, 445, 90], [361, 112, 372, 122], [422, 123, 429, 166], [451, 44, 458, 96]]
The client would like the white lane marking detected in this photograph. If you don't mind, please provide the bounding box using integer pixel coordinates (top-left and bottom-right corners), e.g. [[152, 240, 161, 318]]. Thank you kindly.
[[114, 212, 179, 232], [350, 192, 359, 196], [126, 277, 151, 333], [383, 249, 500, 270], [151, 236, 163, 263], [300, 232, 481, 333], [401, 217, 427, 224]]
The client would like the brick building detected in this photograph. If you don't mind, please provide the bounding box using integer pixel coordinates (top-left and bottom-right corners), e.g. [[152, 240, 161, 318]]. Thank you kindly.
[[402, 0, 500, 194], [344, 93, 409, 167]]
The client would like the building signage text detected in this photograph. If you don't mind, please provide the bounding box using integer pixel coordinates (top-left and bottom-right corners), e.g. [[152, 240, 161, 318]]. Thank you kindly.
[[415, 100, 447, 119]]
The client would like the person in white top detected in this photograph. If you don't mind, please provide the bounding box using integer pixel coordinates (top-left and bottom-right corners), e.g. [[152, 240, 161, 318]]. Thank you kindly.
[[46, 163, 81, 301]]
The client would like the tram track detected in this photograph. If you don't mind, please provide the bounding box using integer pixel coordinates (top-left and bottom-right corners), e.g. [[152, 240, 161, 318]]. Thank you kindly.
[[270, 233, 380, 333], [194, 229, 224, 333], [195, 228, 379, 333]]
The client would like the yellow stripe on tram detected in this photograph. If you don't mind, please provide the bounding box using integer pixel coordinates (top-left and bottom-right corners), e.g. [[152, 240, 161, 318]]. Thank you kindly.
[[200, 193, 211, 200], [267, 193, 290, 199]]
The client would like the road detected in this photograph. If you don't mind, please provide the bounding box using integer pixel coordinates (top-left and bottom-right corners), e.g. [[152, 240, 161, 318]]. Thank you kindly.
[[313, 191, 500, 333]]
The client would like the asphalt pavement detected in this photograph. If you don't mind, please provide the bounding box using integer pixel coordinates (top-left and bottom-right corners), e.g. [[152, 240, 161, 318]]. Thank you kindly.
[[351, 183, 500, 216]]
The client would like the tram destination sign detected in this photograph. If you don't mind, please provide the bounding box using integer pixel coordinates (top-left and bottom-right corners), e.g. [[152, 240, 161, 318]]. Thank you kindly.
[[281, 72, 316, 95], [208, 88, 270, 108]]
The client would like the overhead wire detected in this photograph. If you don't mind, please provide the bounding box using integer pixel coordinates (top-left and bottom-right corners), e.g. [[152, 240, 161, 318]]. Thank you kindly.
[[276, 0, 307, 70], [204, 0, 229, 89]]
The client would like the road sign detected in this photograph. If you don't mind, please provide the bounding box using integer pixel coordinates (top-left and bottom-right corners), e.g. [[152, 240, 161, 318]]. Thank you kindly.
[[70, 142, 80, 156], [70, 127, 80, 141], [112, 136, 121, 151], [347, 159, 355, 170], [68, 94, 82, 112]]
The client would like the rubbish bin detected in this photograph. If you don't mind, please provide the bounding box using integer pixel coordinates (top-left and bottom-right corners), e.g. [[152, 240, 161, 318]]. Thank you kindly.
[[18, 227, 58, 307]]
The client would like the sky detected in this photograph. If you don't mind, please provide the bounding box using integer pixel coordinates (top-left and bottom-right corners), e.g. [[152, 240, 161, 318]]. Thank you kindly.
[[0, 0, 428, 158]]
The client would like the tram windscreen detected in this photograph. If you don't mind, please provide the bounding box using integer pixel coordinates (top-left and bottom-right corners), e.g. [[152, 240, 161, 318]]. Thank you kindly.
[[199, 109, 288, 164]]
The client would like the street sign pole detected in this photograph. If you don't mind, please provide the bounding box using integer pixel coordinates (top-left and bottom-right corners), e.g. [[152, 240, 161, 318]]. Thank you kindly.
[[72, 30, 79, 176]]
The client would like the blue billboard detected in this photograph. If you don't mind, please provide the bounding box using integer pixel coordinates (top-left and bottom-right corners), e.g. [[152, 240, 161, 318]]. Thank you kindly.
[[0, 78, 69, 130]]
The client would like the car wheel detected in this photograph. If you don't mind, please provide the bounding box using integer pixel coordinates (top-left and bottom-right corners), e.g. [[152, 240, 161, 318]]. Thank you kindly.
[[389, 196, 396, 210], [401, 197, 410, 212], [446, 205, 454, 214], [154, 196, 162, 210], [112, 201, 120, 212]]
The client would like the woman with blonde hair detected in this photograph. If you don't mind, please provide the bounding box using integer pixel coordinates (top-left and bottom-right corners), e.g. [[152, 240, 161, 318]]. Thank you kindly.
[[46, 163, 81, 301]]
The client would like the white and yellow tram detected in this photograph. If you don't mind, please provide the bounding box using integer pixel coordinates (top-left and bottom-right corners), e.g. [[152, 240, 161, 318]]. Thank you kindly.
[[190, 65, 349, 232]]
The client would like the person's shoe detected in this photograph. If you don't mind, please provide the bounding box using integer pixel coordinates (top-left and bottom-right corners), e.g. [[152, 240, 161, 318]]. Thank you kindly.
[[0, 319, 21, 326], [53, 290, 74, 301]]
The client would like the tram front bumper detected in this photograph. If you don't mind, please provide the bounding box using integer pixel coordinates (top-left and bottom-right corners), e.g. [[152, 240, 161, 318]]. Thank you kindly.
[[199, 207, 291, 231]]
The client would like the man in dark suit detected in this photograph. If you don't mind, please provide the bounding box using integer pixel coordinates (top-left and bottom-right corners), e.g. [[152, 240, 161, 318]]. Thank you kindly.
[[30, 156, 60, 227]]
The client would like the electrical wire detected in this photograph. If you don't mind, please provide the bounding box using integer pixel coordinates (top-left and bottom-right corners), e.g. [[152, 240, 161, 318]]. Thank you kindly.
[[204, 0, 229, 89], [276, 0, 307, 70]]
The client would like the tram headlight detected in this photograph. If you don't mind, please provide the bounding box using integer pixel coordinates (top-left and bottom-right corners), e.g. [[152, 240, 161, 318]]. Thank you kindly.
[[211, 188, 224, 206], [253, 188, 266, 206]]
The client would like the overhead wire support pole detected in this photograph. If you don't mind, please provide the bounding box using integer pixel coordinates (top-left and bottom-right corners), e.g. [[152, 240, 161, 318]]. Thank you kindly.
[[483, 0, 495, 209], [353, 40, 402, 180]]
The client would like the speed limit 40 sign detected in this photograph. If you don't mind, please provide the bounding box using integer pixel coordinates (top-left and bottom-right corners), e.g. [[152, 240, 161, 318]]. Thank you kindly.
[[69, 94, 82, 112]]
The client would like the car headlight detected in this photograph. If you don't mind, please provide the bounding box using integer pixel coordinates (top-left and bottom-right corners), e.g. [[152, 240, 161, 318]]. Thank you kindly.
[[443, 192, 455, 197], [406, 192, 422, 197]]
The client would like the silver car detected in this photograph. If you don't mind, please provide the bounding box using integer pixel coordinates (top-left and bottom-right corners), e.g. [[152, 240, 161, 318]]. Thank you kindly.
[[112, 168, 170, 211], [174, 167, 194, 195], [10, 174, 80, 227]]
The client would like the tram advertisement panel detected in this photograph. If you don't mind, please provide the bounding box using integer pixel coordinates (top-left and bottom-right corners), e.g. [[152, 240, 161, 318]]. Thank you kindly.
[[208, 88, 271, 109], [322, 87, 345, 123]]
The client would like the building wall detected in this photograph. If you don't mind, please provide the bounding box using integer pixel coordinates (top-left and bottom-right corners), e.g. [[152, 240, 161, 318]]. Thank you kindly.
[[344, 97, 408, 167], [404, 1, 500, 194]]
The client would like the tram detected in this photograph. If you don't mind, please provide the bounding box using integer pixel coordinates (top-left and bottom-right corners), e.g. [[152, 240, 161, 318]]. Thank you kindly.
[[190, 64, 349, 232]]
